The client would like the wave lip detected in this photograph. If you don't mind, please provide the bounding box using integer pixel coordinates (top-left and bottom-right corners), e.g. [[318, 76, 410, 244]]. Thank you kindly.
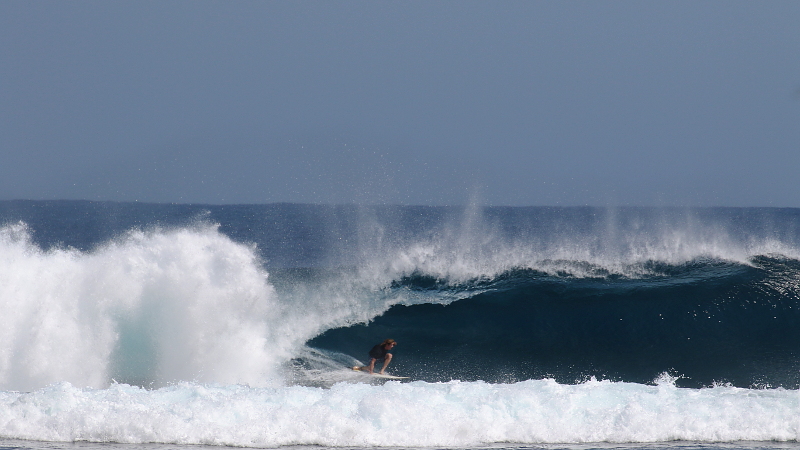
[[358, 224, 800, 288], [2, 379, 800, 447]]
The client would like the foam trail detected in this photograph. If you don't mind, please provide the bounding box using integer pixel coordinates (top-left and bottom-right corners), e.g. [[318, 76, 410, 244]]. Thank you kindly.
[[0, 222, 286, 391], [1, 379, 800, 446]]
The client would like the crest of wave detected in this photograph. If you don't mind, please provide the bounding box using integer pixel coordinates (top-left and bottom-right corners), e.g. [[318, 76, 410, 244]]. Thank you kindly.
[[354, 209, 800, 284], [0, 222, 290, 391]]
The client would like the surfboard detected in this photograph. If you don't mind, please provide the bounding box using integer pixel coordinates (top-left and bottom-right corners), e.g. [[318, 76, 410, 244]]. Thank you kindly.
[[370, 373, 409, 380], [352, 366, 409, 379]]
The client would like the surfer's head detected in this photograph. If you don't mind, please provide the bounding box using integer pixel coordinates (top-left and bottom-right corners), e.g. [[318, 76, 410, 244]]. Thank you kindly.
[[382, 339, 397, 348]]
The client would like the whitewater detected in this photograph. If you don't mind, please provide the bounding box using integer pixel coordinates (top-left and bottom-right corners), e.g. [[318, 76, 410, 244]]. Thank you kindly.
[[4, 377, 800, 446], [1, 202, 800, 447]]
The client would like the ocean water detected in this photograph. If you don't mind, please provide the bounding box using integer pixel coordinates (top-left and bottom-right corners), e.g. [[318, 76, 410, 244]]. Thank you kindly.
[[1, 201, 800, 449]]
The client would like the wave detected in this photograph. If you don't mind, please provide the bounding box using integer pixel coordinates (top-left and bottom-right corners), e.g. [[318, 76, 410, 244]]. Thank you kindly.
[[311, 255, 800, 388], [2, 378, 800, 446], [2, 203, 800, 446], [2, 207, 800, 391]]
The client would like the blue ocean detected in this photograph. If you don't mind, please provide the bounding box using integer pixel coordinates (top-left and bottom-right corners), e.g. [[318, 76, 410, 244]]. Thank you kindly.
[[2, 201, 800, 449]]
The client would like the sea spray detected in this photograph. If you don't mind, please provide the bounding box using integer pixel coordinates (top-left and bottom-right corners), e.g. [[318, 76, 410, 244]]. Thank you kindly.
[[0, 223, 284, 390], [351, 206, 800, 284]]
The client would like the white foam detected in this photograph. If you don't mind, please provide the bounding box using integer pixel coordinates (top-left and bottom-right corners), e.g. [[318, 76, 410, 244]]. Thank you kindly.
[[0, 222, 288, 391], [0, 221, 439, 392], [1, 378, 799, 446]]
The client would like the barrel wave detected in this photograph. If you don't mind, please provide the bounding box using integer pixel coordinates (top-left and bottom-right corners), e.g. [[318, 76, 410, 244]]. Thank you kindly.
[[1, 201, 800, 446], [312, 256, 800, 388]]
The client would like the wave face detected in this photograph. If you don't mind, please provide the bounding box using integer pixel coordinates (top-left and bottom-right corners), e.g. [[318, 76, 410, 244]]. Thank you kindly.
[[312, 256, 800, 388], [1, 201, 800, 445]]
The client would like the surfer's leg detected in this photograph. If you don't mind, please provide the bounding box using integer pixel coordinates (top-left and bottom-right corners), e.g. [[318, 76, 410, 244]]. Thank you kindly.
[[367, 358, 377, 374], [379, 353, 392, 374]]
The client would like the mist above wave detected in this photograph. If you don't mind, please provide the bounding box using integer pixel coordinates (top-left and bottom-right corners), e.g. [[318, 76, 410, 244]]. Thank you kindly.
[[354, 206, 800, 285]]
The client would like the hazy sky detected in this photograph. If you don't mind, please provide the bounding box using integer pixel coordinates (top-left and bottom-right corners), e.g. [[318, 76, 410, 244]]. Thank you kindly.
[[1, 1, 798, 206]]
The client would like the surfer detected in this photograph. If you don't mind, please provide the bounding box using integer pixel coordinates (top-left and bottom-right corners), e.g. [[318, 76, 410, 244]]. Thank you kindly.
[[355, 339, 397, 374]]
